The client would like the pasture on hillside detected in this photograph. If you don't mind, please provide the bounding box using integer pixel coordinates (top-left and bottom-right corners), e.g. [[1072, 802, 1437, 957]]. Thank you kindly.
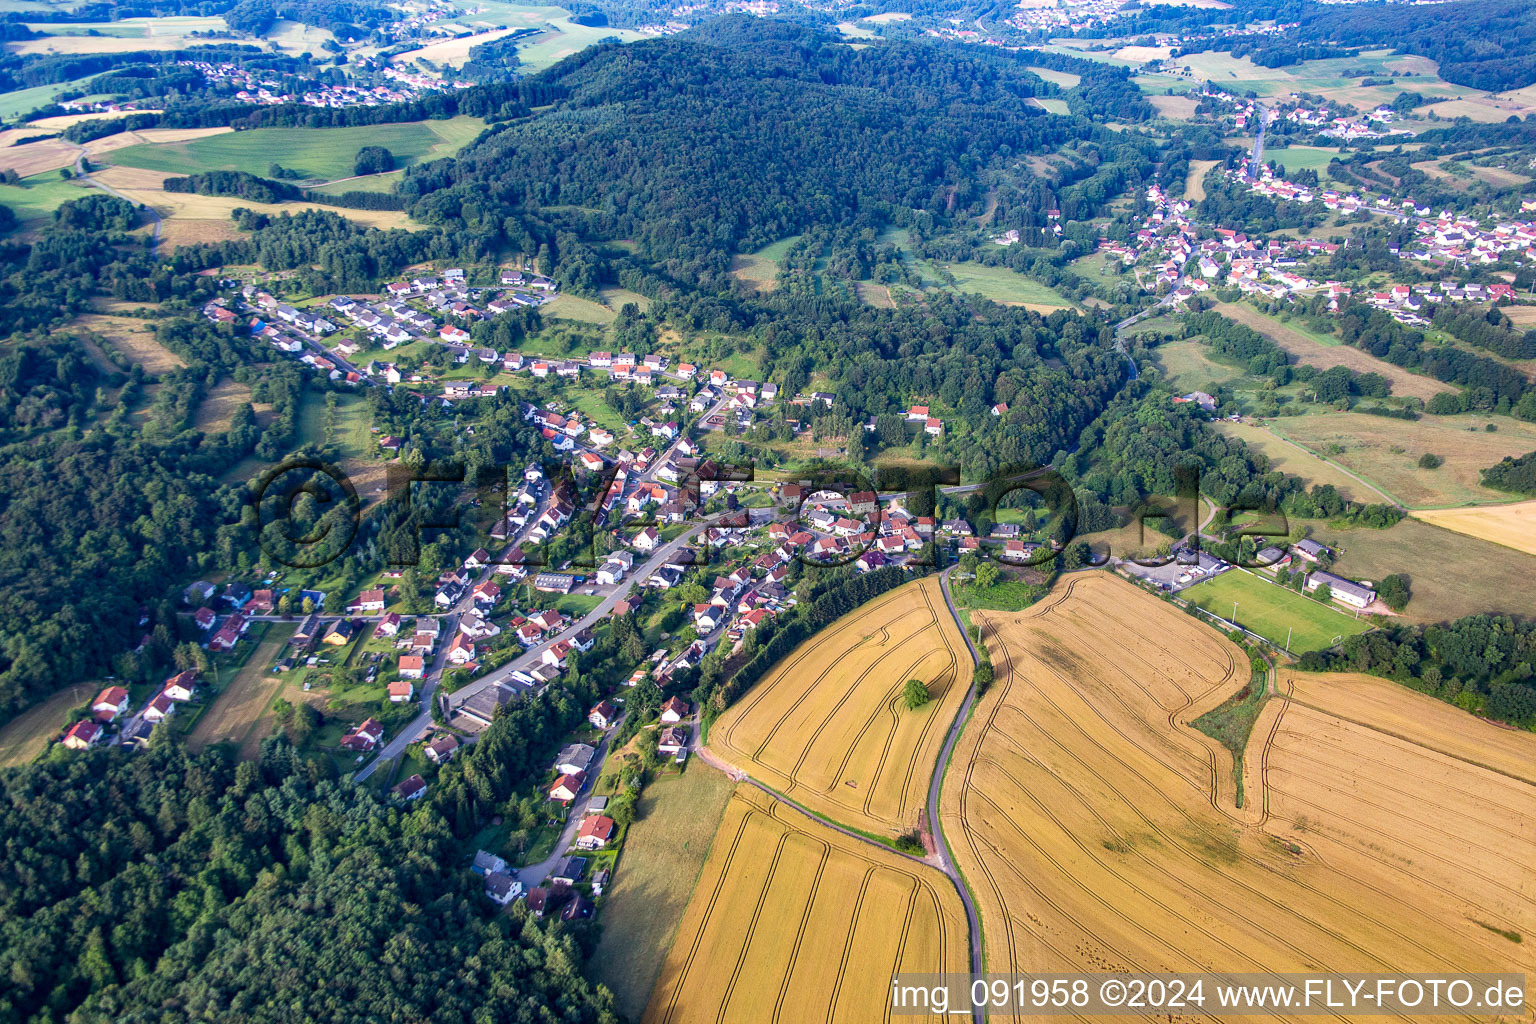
[[186, 625, 293, 756], [1213, 303, 1456, 402], [643, 786, 967, 1024], [940, 574, 1536, 1019], [1181, 567, 1370, 653], [103, 117, 485, 183], [1275, 411, 1536, 508], [1212, 420, 1384, 502], [708, 577, 968, 837]]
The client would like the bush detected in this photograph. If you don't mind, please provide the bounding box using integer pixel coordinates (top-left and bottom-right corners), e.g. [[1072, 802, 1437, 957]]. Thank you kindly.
[[1418, 452, 1443, 469], [903, 677, 930, 710], [354, 145, 396, 176]]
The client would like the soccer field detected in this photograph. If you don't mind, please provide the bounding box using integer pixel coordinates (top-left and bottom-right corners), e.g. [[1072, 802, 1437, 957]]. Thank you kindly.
[[1182, 569, 1371, 653]]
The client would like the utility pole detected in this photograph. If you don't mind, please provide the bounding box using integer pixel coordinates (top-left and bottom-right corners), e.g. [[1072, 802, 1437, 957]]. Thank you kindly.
[[1286, 625, 1292, 654]]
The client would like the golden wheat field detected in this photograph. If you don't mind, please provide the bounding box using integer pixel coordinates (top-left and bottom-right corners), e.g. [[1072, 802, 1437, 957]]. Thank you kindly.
[[643, 786, 968, 1024], [941, 573, 1536, 1022], [1412, 500, 1536, 557], [708, 577, 968, 836]]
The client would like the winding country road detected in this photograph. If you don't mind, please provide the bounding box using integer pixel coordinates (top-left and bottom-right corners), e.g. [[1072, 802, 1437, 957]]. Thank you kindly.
[[67, 141, 163, 248]]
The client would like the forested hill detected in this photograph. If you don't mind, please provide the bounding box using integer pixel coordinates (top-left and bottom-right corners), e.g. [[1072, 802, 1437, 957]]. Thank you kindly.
[[400, 18, 1142, 279]]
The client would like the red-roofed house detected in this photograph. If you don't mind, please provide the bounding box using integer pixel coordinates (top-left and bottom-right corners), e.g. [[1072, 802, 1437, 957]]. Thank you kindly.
[[341, 718, 384, 752], [576, 814, 617, 850], [92, 686, 130, 722], [549, 771, 586, 803], [63, 719, 101, 750]]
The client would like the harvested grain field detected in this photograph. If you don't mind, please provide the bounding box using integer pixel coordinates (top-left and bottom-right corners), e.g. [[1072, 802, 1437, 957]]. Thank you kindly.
[[389, 26, 524, 66], [940, 573, 1536, 1021], [1412, 498, 1536, 557], [644, 786, 967, 1024], [709, 578, 968, 837], [0, 136, 77, 176], [1214, 303, 1455, 401]]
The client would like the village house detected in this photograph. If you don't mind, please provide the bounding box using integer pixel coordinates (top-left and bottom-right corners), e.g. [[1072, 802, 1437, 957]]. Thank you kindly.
[[387, 680, 415, 703], [660, 696, 690, 723], [657, 726, 689, 756], [392, 774, 427, 801], [63, 719, 102, 750], [340, 718, 385, 752], [92, 685, 131, 722], [425, 734, 459, 764], [575, 814, 617, 851], [548, 771, 586, 803]]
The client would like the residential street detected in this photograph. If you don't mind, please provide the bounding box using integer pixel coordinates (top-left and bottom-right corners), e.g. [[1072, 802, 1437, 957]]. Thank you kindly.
[[515, 712, 625, 888]]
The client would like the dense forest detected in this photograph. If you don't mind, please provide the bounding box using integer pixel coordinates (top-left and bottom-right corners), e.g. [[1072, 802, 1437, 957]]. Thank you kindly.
[[398, 19, 1142, 282], [0, 739, 618, 1024]]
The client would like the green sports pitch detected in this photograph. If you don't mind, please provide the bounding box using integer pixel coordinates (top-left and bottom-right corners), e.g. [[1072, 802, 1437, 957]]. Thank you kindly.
[[1182, 567, 1372, 653]]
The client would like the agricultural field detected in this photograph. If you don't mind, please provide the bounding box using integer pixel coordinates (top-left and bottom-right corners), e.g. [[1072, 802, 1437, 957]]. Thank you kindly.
[[1264, 145, 1341, 176], [0, 136, 80, 177], [1029, 97, 1070, 116], [940, 574, 1536, 1019], [9, 16, 233, 55], [1181, 567, 1372, 653], [186, 626, 292, 757], [103, 117, 484, 183], [89, 165, 421, 246], [1412, 499, 1536, 558], [1213, 303, 1455, 402], [1274, 411, 1536, 508], [708, 577, 968, 837], [590, 768, 737, 1021], [643, 786, 968, 1024], [1310, 517, 1536, 623], [389, 25, 528, 66]]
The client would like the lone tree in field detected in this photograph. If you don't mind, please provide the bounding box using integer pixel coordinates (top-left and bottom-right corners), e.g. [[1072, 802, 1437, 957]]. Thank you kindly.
[[903, 678, 930, 710], [354, 145, 396, 176]]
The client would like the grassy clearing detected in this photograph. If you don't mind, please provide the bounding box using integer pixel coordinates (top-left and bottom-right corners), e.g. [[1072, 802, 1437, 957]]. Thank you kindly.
[[0, 682, 93, 766], [727, 235, 799, 292], [589, 768, 736, 1021], [1265, 145, 1342, 175], [75, 314, 184, 374], [104, 117, 485, 182], [1191, 661, 1268, 806], [1027, 65, 1080, 88], [543, 292, 616, 323], [309, 169, 403, 194], [0, 74, 101, 119], [1182, 568, 1371, 652], [919, 259, 1075, 310], [0, 172, 92, 227], [187, 626, 293, 757], [193, 380, 254, 433], [1153, 338, 1248, 392]]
